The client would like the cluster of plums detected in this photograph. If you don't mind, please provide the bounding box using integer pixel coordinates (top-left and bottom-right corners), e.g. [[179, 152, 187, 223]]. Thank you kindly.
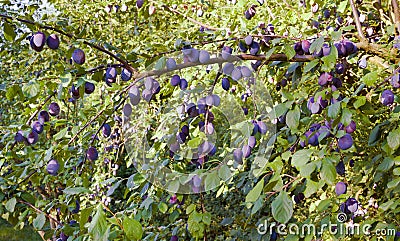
[[14, 102, 63, 175], [104, 66, 132, 86], [29, 31, 59, 52], [29, 31, 86, 65], [238, 35, 260, 55], [232, 119, 267, 164], [126, 77, 160, 112], [15, 102, 60, 146], [300, 120, 355, 150], [168, 95, 220, 168]]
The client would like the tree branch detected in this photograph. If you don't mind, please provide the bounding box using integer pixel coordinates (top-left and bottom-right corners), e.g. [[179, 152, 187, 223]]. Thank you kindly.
[[392, 0, 400, 35], [349, 0, 366, 40], [18, 200, 60, 225], [0, 14, 136, 73]]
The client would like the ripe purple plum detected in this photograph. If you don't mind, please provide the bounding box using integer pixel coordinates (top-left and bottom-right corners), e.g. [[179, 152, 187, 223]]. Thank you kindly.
[[179, 78, 188, 90], [38, 110, 50, 124], [48, 102, 60, 116], [222, 78, 230, 91], [30, 31, 46, 52], [335, 182, 347, 195], [46, 34, 60, 49], [338, 134, 353, 150], [129, 86, 141, 105], [72, 49, 85, 65], [233, 148, 243, 164], [345, 121, 356, 133], [27, 131, 39, 144], [166, 58, 177, 70], [102, 123, 112, 137], [31, 121, 43, 134], [199, 50, 210, 64], [86, 146, 99, 161], [381, 89, 394, 106], [47, 159, 60, 176], [301, 40, 311, 54], [84, 82, 95, 94], [318, 72, 333, 86], [346, 198, 358, 212], [121, 68, 132, 81]]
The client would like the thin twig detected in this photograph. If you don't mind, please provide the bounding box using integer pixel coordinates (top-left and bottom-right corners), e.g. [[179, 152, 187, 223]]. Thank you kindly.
[[349, 0, 366, 40], [18, 200, 60, 225], [101, 202, 124, 230], [26, 90, 57, 126], [392, 0, 400, 36]]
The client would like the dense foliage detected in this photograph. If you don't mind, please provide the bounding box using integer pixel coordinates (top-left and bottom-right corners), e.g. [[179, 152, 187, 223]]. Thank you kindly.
[[1, 0, 400, 240]]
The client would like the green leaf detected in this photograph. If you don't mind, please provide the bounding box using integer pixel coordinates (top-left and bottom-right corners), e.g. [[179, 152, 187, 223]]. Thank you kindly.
[[80, 207, 94, 230], [22, 81, 40, 98], [3, 21, 16, 41], [303, 59, 319, 73], [387, 129, 400, 150], [63, 187, 89, 195], [54, 127, 68, 140], [60, 73, 72, 87], [328, 102, 341, 118], [158, 202, 168, 214], [204, 172, 220, 191], [202, 212, 212, 225], [33, 213, 46, 230], [123, 217, 143, 241], [154, 57, 166, 70], [271, 191, 293, 224], [286, 106, 300, 130], [361, 72, 378, 87], [387, 178, 400, 189], [106, 180, 122, 196], [186, 204, 196, 214], [321, 49, 337, 71], [337, 1, 348, 13], [353, 96, 366, 109], [88, 205, 108, 241], [218, 165, 231, 180], [309, 36, 324, 53], [377, 157, 394, 172], [283, 44, 296, 60], [245, 179, 264, 203], [291, 149, 313, 169], [187, 137, 202, 148], [368, 125, 381, 146], [340, 108, 352, 126], [320, 159, 336, 185], [304, 179, 319, 197], [5, 197, 16, 212]]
